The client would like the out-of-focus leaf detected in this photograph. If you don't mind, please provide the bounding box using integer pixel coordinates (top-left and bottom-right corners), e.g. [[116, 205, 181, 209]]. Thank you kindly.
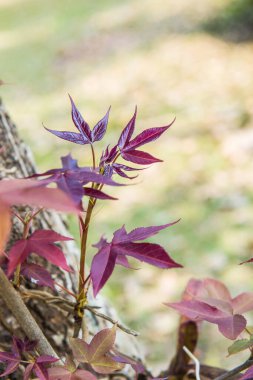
[[0, 204, 11, 254], [0, 178, 79, 256], [48, 367, 97, 380], [228, 337, 253, 355], [232, 292, 253, 314], [24, 355, 58, 380], [70, 325, 124, 374], [21, 263, 55, 288], [0, 337, 39, 378], [166, 278, 253, 340], [217, 314, 246, 340], [8, 230, 73, 275]]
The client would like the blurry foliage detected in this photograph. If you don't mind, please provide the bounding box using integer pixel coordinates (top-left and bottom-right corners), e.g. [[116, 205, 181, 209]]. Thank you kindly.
[[203, 0, 253, 42]]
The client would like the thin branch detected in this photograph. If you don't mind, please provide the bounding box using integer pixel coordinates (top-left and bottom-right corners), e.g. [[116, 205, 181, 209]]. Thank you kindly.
[[85, 305, 139, 337], [0, 267, 58, 358], [54, 281, 77, 298], [21, 289, 74, 309], [90, 144, 96, 170], [214, 359, 253, 380]]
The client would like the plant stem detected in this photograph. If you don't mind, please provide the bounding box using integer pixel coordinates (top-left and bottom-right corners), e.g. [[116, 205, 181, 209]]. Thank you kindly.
[[85, 305, 139, 336], [214, 358, 253, 380], [54, 282, 77, 298], [73, 147, 119, 337], [112, 152, 120, 164], [79, 199, 94, 290], [91, 144, 96, 170], [73, 198, 95, 338]]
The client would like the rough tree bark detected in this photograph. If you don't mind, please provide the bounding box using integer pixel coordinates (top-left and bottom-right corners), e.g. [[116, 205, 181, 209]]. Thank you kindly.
[[0, 98, 141, 379]]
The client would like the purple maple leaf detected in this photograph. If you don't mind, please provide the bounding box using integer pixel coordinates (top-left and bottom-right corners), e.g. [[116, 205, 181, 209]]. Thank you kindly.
[[0, 350, 20, 377], [118, 109, 175, 165], [48, 367, 97, 380], [8, 230, 73, 276], [45, 95, 110, 145], [100, 145, 118, 166], [111, 349, 146, 376], [48, 356, 97, 380], [21, 263, 55, 288], [0, 337, 37, 378], [91, 221, 181, 296], [29, 154, 121, 205], [165, 278, 253, 340], [0, 178, 79, 255], [24, 355, 58, 380]]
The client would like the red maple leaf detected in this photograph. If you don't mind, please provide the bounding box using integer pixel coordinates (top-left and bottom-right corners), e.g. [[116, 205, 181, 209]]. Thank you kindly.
[[166, 278, 253, 340], [91, 221, 182, 296], [8, 230, 73, 275], [0, 178, 79, 254]]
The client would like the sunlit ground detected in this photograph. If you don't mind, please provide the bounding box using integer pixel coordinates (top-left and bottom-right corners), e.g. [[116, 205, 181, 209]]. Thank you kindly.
[[1, 0, 253, 373]]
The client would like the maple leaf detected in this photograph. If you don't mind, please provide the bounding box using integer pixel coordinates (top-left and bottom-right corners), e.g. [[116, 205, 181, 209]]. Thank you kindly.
[[21, 263, 55, 288], [165, 278, 253, 340], [48, 367, 97, 380], [0, 178, 79, 254], [45, 95, 110, 145], [70, 325, 124, 374], [111, 163, 142, 179], [30, 154, 120, 205], [100, 145, 118, 166], [228, 337, 253, 356], [118, 108, 175, 165], [0, 337, 37, 377], [91, 221, 182, 296], [0, 351, 20, 377], [111, 349, 147, 376], [48, 358, 97, 380], [8, 230, 73, 276], [24, 355, 58, 380], [12, 337, 37, 354]]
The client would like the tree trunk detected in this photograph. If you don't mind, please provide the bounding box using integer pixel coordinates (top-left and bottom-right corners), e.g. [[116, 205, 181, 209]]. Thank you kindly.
[[0, 98, 142, 379]]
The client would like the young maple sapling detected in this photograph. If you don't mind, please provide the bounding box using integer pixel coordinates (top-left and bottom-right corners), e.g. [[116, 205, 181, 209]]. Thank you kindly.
[[36, 95, 180, 338], [0, 96, 182, 379]]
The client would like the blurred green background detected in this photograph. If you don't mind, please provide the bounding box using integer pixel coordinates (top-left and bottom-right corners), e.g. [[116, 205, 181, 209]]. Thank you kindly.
[[1, 0, 253, 374]]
